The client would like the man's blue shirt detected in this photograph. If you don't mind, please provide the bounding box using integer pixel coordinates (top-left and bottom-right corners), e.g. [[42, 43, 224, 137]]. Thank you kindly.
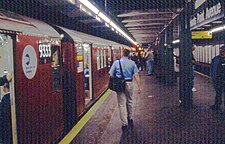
[[109, 57, 139, 80]]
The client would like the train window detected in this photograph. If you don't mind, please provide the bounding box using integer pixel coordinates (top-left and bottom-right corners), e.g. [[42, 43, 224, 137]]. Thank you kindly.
[[51, 46, 61, 91], [97, 50, 100, 70], [108, 47, 111, 67], [100, 49, 103, 68], [103, 49, 106, 67]]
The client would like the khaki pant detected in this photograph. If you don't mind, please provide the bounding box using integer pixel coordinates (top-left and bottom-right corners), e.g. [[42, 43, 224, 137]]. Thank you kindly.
[[117, 81, 133, 126]]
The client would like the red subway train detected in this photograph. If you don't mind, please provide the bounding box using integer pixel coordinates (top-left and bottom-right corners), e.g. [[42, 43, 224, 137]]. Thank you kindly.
[[0, 10, 128, 143]]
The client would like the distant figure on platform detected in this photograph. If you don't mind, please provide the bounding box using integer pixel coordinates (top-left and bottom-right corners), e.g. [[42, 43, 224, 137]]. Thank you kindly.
[[209, 46, 225, 111], [109, 49, 141, 135], [138, 50, 146, 71], [192, 45, 197, 92], [130, 52, 139, 69], [145, 48, 154, 76], [84, 64, 90, 99], [0, 82, 12, 143]]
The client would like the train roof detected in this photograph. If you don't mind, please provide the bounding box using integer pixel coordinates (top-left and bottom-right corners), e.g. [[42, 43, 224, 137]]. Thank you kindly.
[[0, 10, 60, 38], [56, 25, 129, 48]]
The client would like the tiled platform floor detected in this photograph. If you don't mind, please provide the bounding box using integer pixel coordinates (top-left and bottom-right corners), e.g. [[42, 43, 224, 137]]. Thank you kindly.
[[71, 72, 225, 144]]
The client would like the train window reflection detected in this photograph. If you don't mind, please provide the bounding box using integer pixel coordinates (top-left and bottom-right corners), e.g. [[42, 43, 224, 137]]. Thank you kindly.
[[51, 46, 61, 91]]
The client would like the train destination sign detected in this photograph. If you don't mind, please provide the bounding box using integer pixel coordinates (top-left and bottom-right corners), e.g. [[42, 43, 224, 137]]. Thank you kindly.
[[190, 1, 224, 30]]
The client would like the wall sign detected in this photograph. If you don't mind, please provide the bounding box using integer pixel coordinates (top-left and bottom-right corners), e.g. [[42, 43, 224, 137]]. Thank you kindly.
[[39, 44, 51, 64], [190, 1, 224, 30], [22, 45, 37, 79], [192, 31, 212, 39]]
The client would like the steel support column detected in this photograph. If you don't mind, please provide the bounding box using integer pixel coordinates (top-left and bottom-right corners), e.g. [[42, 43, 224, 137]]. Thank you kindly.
[[179, 1, 193, 110], [165, 23, 175, 85], [159, 33, 166, 67]]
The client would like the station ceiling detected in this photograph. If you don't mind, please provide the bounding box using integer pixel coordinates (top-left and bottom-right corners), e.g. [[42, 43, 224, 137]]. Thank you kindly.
[[0, 0, 187, 46], [93, 0, 185, 44]]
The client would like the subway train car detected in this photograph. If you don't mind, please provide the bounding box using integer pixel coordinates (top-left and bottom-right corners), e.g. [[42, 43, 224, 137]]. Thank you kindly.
[[52, 26, 126, 133], [0, 10, 128, 143], [0, 10, 63, 143]]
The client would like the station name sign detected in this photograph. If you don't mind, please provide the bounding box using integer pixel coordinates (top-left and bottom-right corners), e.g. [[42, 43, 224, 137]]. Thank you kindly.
[[190, 1, 224, 30]]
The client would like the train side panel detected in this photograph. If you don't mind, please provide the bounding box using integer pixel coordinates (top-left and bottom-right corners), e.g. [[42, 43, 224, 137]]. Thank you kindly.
[[61, 42, 78, 132], [15, 35, 63, 143]]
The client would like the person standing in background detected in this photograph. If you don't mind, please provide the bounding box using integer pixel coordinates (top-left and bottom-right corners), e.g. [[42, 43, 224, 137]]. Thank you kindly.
[[130, 52, 140, 70], [145, 48, 154, 76], [192, 45, 197, 92], [0, 82, 12, 143], [209, 46, 225, 111]]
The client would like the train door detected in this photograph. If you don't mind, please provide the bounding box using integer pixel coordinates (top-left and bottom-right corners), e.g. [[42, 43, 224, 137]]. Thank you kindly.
[[83, 44, 93, 106], [0, 34, 17, 144]]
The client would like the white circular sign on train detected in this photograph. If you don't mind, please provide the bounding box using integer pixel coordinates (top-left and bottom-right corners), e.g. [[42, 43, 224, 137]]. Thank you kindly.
[[22, 45, 37, 79]]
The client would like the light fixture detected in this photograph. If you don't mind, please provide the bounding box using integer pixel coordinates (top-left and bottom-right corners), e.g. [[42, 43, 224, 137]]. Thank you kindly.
[[77, 0, 137, 45], [210, 25, 225, 33], [78, 0, 99, 14], [203, 24, 211, 27], [68, 0, 75, 4], [95, 16, 102, 22], [105, 23, 110, 27], [80, 5, 87, 13], [98, 12, 110, 23], [212, 21, 222, 24], [172, 39, 180, 44]]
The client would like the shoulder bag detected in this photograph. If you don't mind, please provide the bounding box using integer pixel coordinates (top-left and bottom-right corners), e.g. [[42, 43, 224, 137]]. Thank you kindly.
[[108, 60, 125, 92]]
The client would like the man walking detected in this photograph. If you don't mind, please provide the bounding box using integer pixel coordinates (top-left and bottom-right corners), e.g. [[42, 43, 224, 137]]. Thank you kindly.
[[109, 49, 141, 134], [210, 46, 225, 110]]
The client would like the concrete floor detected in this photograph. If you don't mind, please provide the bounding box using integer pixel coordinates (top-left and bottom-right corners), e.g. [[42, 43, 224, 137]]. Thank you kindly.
[[71, 72, 225, 144]]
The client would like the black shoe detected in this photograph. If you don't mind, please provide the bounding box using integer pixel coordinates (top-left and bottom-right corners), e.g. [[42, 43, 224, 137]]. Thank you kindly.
[[121, 126, 128, 134], [128, 119, 134, 127], [210, 105, 220, 111]]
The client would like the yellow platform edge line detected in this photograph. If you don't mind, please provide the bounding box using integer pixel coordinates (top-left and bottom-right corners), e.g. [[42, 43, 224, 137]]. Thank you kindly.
[[59, 89, 112, 144], [194, 71, 210, 79]]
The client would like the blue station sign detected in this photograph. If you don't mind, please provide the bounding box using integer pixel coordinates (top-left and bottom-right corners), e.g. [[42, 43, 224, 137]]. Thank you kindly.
[[190, 0, 224, 30]]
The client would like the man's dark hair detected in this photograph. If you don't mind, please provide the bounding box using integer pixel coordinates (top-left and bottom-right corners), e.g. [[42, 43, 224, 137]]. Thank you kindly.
[[5, 82, 9, 89], [220, 46, 225, 50], [123, 49, 130, 57]]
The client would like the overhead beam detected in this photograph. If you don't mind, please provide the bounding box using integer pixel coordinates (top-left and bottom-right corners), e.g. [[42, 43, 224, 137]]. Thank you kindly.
[[127, 27, 163, 30], [118, 11, 173, 17], [122, 18, 171, 23], [129, 30, 159, 33], [125, 23, 164, 27]]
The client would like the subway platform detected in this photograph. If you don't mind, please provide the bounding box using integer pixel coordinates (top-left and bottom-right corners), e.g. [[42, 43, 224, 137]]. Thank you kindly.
[[62, 71, 225, 144]]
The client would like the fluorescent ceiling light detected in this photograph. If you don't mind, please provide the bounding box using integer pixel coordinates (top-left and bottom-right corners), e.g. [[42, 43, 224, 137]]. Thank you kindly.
[[203, 24, 211, 27], [78, 0, 136, 45], [172, 39, 180, 44], [98, 12, 110, 23], [80, 5, 87, 13], [68, 0, 75, 4], [78, 0, 99, 14], [212, 21, 222, 24], [210, 25, 225, 33], [105, 23, 110, 27], [95, 16, 102, 22], [195, 27, 205, 30]]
